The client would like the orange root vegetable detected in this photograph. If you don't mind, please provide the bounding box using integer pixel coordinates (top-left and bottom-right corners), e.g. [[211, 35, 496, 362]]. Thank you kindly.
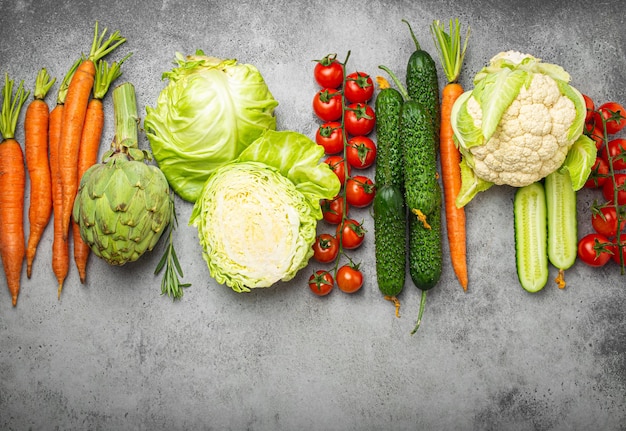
[[58, 22, 126, 241], [24, 68, 56, 278], [431, 18, 470, 291], [0, 74, 30, 306], [50, 58, 80, 297], [73, 56, 128, 283]]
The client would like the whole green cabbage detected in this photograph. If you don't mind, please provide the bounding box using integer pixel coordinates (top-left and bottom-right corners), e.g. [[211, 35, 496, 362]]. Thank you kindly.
[[190, 130, 341, 292], [144, 51, 278, 202]]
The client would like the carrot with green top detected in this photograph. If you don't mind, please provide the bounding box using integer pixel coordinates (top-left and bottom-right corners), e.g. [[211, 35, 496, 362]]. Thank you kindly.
[[0, 74, 30, 306], [50, 58, 80, 298], [431, 18, 471, 291], [24, 68, 56, 278], [72, 55, 130, 283], [58, 21, 125, 241]]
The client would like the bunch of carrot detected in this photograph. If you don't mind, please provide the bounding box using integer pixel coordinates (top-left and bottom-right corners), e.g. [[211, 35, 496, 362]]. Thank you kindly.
[[431, 19, 471, 291], [0, 22, 127, 306]]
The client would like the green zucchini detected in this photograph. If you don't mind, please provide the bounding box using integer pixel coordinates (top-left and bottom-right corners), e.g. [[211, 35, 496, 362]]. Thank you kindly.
[[545, 170, 578, 288], [514, 182, 549, 293], [373, 85, 406, 306], [403, 19, 440, 140], [400, 99, 440, 216]]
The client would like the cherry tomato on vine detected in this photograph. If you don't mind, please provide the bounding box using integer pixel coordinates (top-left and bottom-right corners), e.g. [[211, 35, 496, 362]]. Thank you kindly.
[[584, 157, 609, 189], [321, 195, 348, 224], [603, 138, 626, 171], [584, 121, 605, 150], [344, 103, 376, 136], [603, 173, 626, 205], [345, 175, 376, 208], [578, 233, 613, 267], [583, 94, 595, 124], [344, 71, 374, 103], [346, 136, 377, 169], [315, 122, 344, 154], [336, 219, 365, 249], [598, 101, 626, 135], [324, 155, 351, 185], [312, 234, 340, 263], [313, 54, 344, 89], [313, 88, 343, 122], [336, 264, 363, 294], [308, 270, 334, 296], [591, 205, 622, 238]]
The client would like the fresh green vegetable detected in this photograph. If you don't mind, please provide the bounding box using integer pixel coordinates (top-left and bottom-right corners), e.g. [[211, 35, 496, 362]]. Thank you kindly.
[[451, 51, 593, 206], [400, 99, 441, 218], [144, 51, 278, 202], [545, 170, 577, 288], [372, 78, 406, 313], [190, 130, 341, 293], [409, 205, 443, 291], [514, 182, 548, 293], [403, 19, 440, 140], [73, 82, 172, 266]]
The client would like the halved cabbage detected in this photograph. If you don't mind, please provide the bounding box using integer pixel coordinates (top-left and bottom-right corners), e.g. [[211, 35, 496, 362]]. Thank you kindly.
[[190, 130, 341, 292]]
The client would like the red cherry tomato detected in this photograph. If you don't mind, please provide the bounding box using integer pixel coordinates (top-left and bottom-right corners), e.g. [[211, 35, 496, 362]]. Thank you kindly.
[[336, 219, 365, 249], [604, 138, 626, 171], [346, 136, 377, 169], [321, 195, 348, 225], [312, 234, 339, 263], [313, 54, 344, 89], [308, 270, 334, 296], [585, 121, 605, 150], [324, 155, 351, 186], [603, 173, 626, 205], [345, 175, 376, 208], [315, 122, 344, 155], [344, 71, 374, 103], [583, 94, 595, 124], [313, 88, 343, 122], [578, 233, 613, 267], [336, 264, 363, 293], [591, 204, 622, 238], [584, 157, 609, 189], [344, 103, 376, 136], [598, 101, 626, 135]]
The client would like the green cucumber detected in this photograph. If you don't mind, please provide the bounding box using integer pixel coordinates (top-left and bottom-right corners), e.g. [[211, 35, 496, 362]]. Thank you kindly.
[[514, 182, 549, 293], [545, 170, 578, 288]]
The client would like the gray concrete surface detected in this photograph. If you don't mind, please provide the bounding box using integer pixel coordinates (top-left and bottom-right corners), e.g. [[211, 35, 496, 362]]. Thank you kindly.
[[1, 0, 625, 429]]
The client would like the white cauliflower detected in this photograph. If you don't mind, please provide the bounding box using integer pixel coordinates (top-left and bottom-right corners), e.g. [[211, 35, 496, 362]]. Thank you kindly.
[[465, 72, 578, 187], [451, 51, 594, 206]]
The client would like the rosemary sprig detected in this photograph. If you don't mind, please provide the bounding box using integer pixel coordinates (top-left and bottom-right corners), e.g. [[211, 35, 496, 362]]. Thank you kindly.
[[155, 196, 191, 300]]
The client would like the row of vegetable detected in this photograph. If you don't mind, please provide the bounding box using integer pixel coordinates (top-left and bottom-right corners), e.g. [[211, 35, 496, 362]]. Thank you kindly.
[[1, 19, 625, 331]]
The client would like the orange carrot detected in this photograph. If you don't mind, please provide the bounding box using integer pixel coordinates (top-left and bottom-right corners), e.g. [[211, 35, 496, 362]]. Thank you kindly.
[[73, 55, 129, 283], [24, 68, 56, 278], [0, 74, 30, 306], [58, 22, 125, 242], [431, 19, 470, 291], [50, 58, 80, 297]]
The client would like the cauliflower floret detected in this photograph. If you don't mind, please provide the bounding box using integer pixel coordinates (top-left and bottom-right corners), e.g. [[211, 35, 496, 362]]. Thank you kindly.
[[467, 72, 577, 187]]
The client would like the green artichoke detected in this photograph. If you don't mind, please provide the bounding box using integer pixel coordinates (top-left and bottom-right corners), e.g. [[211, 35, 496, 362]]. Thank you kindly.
[[72, 82, 172, 266]]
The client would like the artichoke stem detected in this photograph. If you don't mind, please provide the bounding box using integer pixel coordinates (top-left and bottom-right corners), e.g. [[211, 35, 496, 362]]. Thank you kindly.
[[112, 82, 139, 152]]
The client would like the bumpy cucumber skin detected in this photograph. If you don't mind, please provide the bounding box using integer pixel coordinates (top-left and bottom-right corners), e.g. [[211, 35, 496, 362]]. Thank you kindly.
[[406, 50, 440, 140], [545, 171, 577, 271], [374, 87, 404, 190], [373, 185, 406, 297], [373, 87, 406, 297], [514, 182, 549, 293], [400, 100, 441, 216], [409, 203, 443, 290]]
